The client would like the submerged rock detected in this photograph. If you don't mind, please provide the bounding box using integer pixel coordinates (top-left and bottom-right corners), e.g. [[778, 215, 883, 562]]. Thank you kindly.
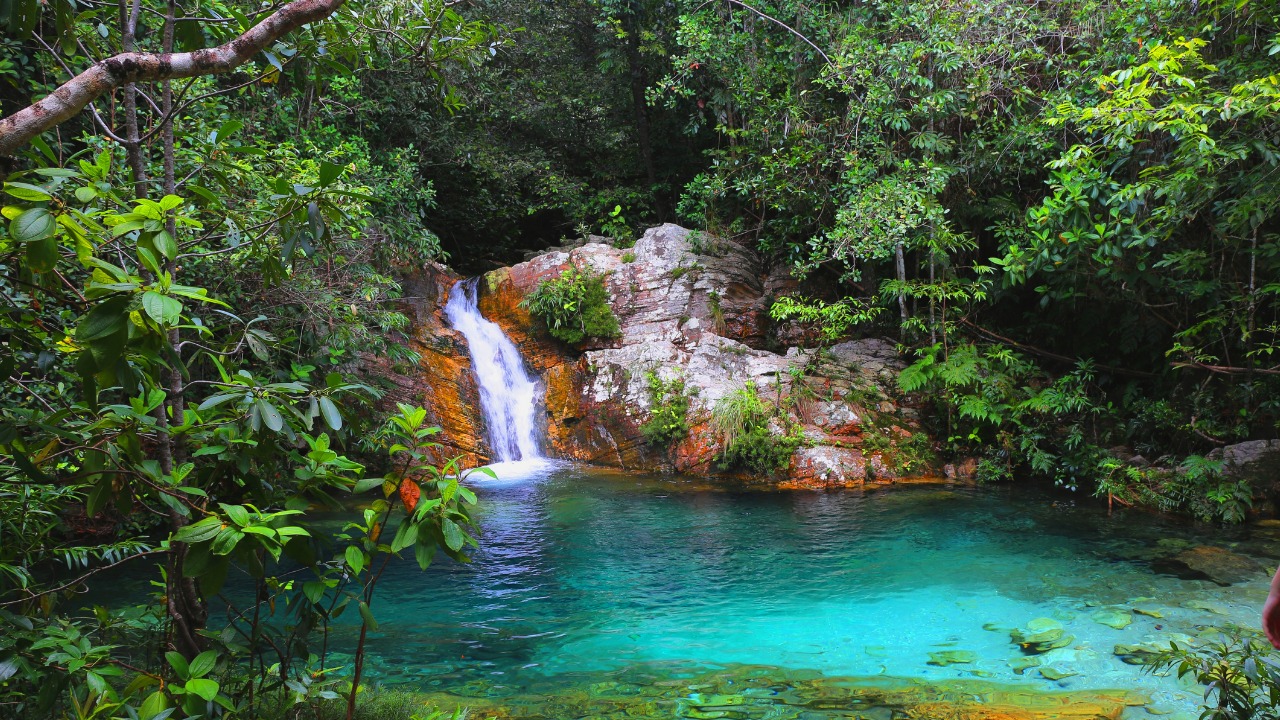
[[927, 650, 977, 666], [1158, 545, 1264, 585], [1092, 609, 1132, 630], [1008, 656, 1042, 675], [1039, 665, 1079, 681], [1011, 618, 1073, 654]]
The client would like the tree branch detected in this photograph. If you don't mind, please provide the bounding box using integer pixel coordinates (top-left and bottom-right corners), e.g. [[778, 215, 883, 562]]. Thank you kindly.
[[0, 0, 347, 156]]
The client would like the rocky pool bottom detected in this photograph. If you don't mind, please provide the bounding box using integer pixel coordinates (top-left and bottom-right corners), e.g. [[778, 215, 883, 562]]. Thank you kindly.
[[292, 464, 1279, 720]]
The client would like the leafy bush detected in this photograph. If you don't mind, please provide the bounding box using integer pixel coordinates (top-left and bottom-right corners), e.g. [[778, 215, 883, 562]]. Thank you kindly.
[[1147, 628, 1280, 720], [521, 266, 621, 344], [770, 295, 882, 347], [640, 371, 691, 448], [712, 382, 800, 474]]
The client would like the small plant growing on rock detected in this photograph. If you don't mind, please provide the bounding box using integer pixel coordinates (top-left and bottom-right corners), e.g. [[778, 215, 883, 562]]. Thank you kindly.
[[522, 265, 622, 345], [707, 290, 727, 334], [712, 381, 801, 474], [622, 251, 637, 263], [640, 371, 692, 448]]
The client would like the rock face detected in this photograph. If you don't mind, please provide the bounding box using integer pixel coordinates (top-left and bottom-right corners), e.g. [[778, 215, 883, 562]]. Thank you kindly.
[[1210, 439, 1280, 503], [414, 223, 947, 487], [371, 262, 489, 469]]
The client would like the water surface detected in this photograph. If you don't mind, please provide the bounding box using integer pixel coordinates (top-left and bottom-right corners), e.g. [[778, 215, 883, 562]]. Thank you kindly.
[[334, 465, 1275, 718]]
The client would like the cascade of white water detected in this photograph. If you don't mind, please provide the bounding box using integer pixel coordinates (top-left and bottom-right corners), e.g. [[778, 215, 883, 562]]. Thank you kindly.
[[444, 278, 544, 463]]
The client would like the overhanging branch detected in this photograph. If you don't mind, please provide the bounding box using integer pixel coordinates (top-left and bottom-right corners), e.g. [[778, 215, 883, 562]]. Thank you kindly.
[[0, 0, 347, 156]]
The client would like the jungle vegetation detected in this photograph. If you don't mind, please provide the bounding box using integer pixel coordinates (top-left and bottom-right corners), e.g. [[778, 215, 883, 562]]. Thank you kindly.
[[0, 0, 1278, 717]]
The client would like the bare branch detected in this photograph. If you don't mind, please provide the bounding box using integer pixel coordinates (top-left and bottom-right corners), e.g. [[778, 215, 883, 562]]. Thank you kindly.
[[0, 0, 347, 156]]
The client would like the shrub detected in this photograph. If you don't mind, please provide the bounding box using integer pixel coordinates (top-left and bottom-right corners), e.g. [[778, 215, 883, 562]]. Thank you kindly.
[[712, 382, 800, 474], [1147, 627, 1280, 720], [521, 265, 621, 344], [640, 371, 691, 448]]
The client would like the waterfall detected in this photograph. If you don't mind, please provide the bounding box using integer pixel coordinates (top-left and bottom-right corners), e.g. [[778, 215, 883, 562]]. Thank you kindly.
[[444, 278, 545, 464]]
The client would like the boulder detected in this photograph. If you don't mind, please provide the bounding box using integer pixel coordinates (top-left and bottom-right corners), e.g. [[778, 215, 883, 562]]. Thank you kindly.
[[1209, 440, 1280, 502]]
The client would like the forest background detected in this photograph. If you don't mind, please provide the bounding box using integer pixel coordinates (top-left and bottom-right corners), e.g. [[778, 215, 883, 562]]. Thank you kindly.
[[0, 0, 1279, 717]]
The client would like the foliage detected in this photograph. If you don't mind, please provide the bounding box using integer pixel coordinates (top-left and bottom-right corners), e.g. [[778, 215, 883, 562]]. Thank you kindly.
[[639, 370, 691, 448], [0, 0, 501, 717], [711, 382, 800, 474], [770, 295, 882, 347], [521, 265, 621, 344], [1148, 628, 1280, 720]]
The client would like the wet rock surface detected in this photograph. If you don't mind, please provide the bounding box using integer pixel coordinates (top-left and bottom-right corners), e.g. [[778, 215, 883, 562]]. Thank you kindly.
[[371, 261, 488, 468]]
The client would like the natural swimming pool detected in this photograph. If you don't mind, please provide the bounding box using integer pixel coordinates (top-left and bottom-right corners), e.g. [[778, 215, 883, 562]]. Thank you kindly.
[[313, 463, 1275, 719]]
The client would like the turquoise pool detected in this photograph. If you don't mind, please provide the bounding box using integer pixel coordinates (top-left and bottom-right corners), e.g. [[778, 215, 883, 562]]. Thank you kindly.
[[324, 463, 1275, 718]]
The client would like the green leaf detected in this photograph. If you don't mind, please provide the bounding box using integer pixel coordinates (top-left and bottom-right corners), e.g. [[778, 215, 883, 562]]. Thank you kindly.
[[345, 545, 365, 574], [5, 182, 51, 201], [318, 396, 342, 430], [197, 393, 242, 411], [173, 517, 222, 543], [141, 291, 183, 325], [391, 521, 418, 552], [219, 503, 250, 527], [184, 678, 219, 701], [442, 518, 465, 551], [74, 186, 97, 203], [166, 651, 190, 680], [139, 690, 169, 719], [11, 207, 55, 242], [187, 650, 217, 679], [352, 477, 384, 494], [76, 296, 130, 369], [153, 230, 178, 261], [319, 161, 345, 186], [211, 527, 244, 556], [25, 235, 58, 273], [255, 399, 284, 432], [302, 580, 325, 604], [415, 542, 437, 570], [357, 600, 378, 631]]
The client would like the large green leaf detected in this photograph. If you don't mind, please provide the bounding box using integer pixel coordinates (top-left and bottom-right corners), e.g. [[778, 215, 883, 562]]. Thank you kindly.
[[187, 650, 217, 679], [184, 678, 219, 701], [318, 396, 342, 430], [357, 600, 378, 631], [391, 521, 419, 552], [141, 291, 183, 325], [442, 517, 465, 551], [255, 398, 284, 432], [10, 207, 54, 242], [4, 182, 51, 201], [25, 235, 58, 272], [76, 296, 130, 370], [345, 545, 365, 574], [211, 527, 245, 556]]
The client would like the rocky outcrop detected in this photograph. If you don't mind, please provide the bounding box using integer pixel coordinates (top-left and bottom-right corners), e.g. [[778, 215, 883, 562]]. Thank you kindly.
[[445, 223, 949, 487], [1209, 439, 1280, 503], [371, 262, 489, 468]]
